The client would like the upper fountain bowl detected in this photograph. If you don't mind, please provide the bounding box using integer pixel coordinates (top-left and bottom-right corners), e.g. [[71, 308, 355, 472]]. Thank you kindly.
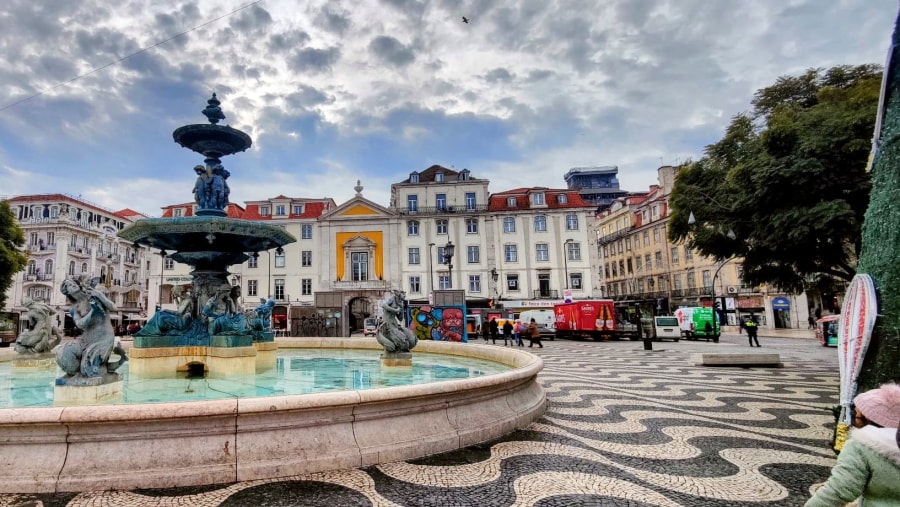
[[172, 123, 251, 158]]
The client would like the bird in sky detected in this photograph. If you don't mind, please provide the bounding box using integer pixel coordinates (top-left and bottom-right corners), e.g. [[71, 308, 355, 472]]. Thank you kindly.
[[462, 16, 469, 23]]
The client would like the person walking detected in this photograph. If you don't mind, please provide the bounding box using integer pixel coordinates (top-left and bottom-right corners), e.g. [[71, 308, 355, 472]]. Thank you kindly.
[[513, 320, 523, 347], [502, 320, 513, 346], [481, 321, 490, 341], [489, 318, 499, 345], [743, 313, 760, 347], [808, 315, 816, 330], [527, 318, 543, 348], [805, 383, 900, 506]]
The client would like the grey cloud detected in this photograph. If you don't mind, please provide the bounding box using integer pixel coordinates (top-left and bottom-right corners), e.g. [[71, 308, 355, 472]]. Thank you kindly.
[[284, 85, 335, 109], [289, 47, 342, 73], [527, 69, 554, 82], [484, 68, 515, 83], [369, 36, 416, 67], [318, 7, 351, 35], [229, 4, 274, 34], [36, 55, 77, 82], [268, 30, 312, 53], [380, 0, 427, 19], [73, 28, 139, 63]]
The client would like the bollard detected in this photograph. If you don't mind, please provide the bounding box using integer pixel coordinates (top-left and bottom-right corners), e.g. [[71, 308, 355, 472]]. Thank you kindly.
[[643, 338, 653, 351]]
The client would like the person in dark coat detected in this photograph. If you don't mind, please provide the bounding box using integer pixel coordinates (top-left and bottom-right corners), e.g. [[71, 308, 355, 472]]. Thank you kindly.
[[502, 320, 513, 346], [527, 318, 543, 348], [481, 321, 490, 341], [489, 318, 499, 344]]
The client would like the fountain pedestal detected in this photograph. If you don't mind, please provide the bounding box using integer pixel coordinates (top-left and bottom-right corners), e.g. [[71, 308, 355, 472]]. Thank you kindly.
[[381, 352, 413, 367], [54, 373, 124, 405], [13, 353, 56, 369]]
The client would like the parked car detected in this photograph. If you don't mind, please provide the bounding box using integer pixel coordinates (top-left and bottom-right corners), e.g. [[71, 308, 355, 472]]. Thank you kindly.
[[518, 310, 555, 340], [815, 315, 839, 347], [363, 318, 378, 337]]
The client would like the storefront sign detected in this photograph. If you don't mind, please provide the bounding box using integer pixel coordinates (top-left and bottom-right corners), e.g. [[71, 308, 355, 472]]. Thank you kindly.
[[503, 300, 559, 308], [772, 297, 791, 309], [164, 276, 193, 283], [736, 297, 763, 309]]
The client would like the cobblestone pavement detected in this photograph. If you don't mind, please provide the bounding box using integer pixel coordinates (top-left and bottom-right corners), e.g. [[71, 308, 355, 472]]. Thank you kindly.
[[1, 334, 840, 506]]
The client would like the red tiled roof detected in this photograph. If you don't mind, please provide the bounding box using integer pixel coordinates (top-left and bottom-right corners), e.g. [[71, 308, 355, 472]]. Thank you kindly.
[[241, 201, 328, 220], [113, 208, 145, 219], [488, 187, 590, 212], [160, 202, 246, 219], [7, 193, 133, 221]]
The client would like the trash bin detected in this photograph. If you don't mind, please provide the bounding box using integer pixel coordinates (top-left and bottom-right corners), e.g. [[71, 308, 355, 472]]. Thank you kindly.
[[643, 337, 652, 351]]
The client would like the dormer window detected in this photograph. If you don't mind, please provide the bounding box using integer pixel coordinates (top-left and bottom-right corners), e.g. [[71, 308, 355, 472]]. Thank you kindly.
[[435, 172, 444, 182], [507, 197, 516, 207], [173, 208, 182, 217], [558, 194, 568, 204], [260, 206, 270, 216], [460, 169, 470, 181], [275, 205, 286, 216], [531, 192, 546, 205], [410, 172, 419, 183], [293, 204, 303, 215]]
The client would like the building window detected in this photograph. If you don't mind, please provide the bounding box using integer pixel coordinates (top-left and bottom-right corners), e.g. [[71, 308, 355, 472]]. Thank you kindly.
[[671, 247, 680, 264], [410, 276, 421, 293], [274, 279, 285, 300], [643, 231, 650, 246], [503, 217, 516, 233], [173, 208, 182, 217], [565, 214, 579, 230], [506, 274, 519, 291], [506, 197, 516, 207], [653, 226, 661, 243], [275, 251, 286, 268], [45, 259, 53, 274], [465, 192, 476, 210], [351, 252, 368, 281], [247, 280, 258, 297], [408, 195, 418, 212], [81, 263, 88, 273], [301, 250, 312, 267], [536, 243, 549, 262], [302, 278, 312, 295], [504, 244, 518, 263], [558, 194, 568, 204], [410, 173, 419, 183], [644, 254, 651, 268], [407, 220, 420, 236], [275, 205, 286, 216], [571, 273, 582, 289], [164, 257, 174, 270], [684, 247, 693, 261], [68, 261, 75, 276], [438, 246, 448, 264], [702, 270, 712, 288], [687, 271, 696, 288], [436, 172, 444, 182], [436, 193, 447, 210], [655, 251, 663, 268], [625, 237, 631, 251], [566, 242, 581, 261], [534, 215, 547, 232], [467, 245, 479, 263], [466, 218, 478, 233], [301, 224, 313, 239], [409, 247, 420, 265], [47, 232, 55, 246], [438, 275, 450, 290], [627, 258, 633, 274], [293, 204, 303, 215], [436, 219, 448, 235], [260, 206, 270, 216], [635, 256, 642, 271], [469, 275, 481, 293], [531, 193, 545, 205], [248, 255, 258, 268]]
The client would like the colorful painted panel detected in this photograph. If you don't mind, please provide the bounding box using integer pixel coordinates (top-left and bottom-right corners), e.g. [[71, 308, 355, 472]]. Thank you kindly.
[[408, 305, 467, 342]]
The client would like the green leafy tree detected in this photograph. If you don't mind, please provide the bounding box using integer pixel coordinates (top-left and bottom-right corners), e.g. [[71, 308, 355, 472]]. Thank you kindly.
[[0, 200, 28, 309], [668, 64, 881, 293]]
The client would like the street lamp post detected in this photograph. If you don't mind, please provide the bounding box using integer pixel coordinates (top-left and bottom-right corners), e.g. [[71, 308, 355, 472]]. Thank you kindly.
[[444, 240, 455, 289], [156, 250, 167, 312], [563, 239, 574, 290]]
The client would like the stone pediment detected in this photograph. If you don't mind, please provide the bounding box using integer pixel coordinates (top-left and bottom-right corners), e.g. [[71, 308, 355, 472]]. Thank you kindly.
[[321, 196, 394, 220], [342, 234, 376, 249]]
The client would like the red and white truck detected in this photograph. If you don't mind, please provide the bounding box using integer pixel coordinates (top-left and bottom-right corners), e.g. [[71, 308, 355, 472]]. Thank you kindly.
[[553, 300, 640, 341]]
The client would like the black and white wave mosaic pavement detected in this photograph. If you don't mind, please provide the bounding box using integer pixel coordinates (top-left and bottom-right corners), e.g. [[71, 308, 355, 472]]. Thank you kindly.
[[3, 339, 839, 507]]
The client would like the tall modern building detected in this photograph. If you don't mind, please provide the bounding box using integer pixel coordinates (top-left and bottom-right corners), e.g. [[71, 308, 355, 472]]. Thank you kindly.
[[564, 166, 630, 213]]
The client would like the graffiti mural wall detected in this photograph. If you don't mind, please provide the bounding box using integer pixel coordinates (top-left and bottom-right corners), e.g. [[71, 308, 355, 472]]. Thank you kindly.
[[408, 305, 467, 342]]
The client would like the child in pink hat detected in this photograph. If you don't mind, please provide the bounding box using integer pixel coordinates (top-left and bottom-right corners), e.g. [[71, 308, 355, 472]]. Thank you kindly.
[[805, 383, 900, 506]]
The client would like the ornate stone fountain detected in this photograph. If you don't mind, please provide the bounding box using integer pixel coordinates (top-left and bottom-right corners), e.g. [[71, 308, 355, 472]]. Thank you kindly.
[[119, 94, 295, 376]]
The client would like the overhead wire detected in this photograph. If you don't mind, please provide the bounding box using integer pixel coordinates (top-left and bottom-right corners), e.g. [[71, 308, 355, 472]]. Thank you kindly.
[[0, 0, 264, 113]]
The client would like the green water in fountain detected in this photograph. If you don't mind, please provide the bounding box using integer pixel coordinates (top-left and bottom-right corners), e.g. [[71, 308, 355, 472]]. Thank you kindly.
[[0, 349, 511, 407]]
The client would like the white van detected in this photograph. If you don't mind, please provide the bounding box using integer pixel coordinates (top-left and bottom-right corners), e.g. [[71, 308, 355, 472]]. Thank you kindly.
[[518, 310, 556, 340], [653, 316, 681, 342]]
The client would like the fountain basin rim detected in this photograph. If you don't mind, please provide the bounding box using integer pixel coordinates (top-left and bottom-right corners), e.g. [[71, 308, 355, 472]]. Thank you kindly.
[[0, 340, 542, 423]]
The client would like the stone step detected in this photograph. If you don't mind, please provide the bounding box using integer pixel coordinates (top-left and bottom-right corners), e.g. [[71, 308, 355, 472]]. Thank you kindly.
[[691, 353, 782, 367]]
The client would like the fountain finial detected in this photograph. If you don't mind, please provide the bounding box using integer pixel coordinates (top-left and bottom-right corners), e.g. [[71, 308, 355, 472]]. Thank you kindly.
[[202, 93, 226, 124]]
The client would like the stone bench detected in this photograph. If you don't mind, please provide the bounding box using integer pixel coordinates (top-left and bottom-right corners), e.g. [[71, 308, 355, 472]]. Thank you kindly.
[[692, 353, 782, 368]]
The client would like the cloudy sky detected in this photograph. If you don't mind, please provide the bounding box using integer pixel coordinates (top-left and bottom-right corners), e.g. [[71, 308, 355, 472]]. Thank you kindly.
[[0, 0, 895, 216]]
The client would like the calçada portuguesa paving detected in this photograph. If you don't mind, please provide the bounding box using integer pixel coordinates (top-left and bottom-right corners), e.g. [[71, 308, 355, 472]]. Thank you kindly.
[[2, 333, 839, 506]]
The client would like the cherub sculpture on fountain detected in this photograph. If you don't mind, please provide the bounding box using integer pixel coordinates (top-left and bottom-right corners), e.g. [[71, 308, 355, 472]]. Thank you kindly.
[[57, 276, 127, 380], [14, 298, 62, 354], [375, 289, 418, 353]]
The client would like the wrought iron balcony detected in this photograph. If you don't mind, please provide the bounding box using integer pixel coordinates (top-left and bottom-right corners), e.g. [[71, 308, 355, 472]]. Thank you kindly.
[[532, 289, 559, 299], [396, 204, 489, 216]]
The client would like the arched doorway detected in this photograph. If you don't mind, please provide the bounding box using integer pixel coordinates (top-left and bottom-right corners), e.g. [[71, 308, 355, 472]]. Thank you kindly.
[[348, 296, 374, 333]]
